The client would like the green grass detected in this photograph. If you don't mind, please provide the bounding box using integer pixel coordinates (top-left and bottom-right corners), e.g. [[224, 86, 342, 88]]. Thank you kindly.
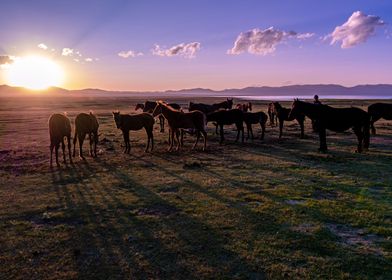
[[0, 96, 391, 279]]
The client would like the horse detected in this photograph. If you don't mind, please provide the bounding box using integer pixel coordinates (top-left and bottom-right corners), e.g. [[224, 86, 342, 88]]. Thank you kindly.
[[135, 101, 181, 133], [112, 112, 154, 153], [367, 103, 392, 135], [48, 113, 72, 166], [288, 99, 370, 153], [73, 112, 99, 159], [243, 111, 268, 140], [152, 101, 207, 151], [189, 98, 233, 114], [236, 102, 252, 112], [267, 103, 278, 126], [207, 109, 244, 144], [273, 102, 305, 139]]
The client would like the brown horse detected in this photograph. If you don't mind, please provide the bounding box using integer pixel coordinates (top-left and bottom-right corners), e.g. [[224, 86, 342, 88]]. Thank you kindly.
[[368, 103, 392, 135], [73, 112, 99, 159], [207, 109, 244, 144], [112, 112, 154, 153], [289, 99, 370, 153], [267, 103, 277, 126], [49, 113, 72, 166], [243, 111, 268, 140], [273, 102, 305, 139], [236, 102, 252, 112], [153, 101, 207, 151]]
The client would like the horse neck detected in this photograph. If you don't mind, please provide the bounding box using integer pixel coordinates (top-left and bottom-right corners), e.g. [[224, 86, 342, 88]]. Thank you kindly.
[[298, 102, 320, 119], [160, 104, 176, 120]]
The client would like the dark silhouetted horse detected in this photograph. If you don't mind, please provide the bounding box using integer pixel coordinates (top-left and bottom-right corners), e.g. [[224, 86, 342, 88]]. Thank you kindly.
[[207, 109, 244, 144], [236, 102, 252, 112], [288, 99, 370, 153], [135, 101, 181, 132], [368, 103, 392, 135], [112, 112, 154, 153], [153, 101, 207, 151], [73, 112, 99, 159], [268, 103, 278, 126], [49, 113, 72, 166], [273, 102, 305, 138], [189, 98, 233, 114], [243, 111, 268, 140]]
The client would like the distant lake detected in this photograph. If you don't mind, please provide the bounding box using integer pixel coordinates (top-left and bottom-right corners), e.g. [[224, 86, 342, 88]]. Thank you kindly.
[[232, 95, 392, 101]]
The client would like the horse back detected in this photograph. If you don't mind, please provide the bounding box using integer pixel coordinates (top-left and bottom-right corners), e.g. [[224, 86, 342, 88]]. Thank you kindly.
[[122, 113, 154, 130]]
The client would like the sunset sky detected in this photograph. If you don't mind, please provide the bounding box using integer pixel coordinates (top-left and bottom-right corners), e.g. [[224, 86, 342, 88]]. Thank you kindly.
[[1, 0, 392, 91]]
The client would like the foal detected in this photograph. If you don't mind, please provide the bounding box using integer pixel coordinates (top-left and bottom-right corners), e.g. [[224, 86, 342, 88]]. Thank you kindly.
[[153, 101, 207, 151], [289, 99, 370, 153], [113, 112, 154, 153], [273, 102, 305, 138]]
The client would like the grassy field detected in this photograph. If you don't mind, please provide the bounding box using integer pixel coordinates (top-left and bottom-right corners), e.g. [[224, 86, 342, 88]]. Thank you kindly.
[[0, 95, 391, 279]]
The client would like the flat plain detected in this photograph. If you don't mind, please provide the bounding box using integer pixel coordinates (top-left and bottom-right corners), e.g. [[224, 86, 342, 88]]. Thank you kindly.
[[0, 94, 391, 279]]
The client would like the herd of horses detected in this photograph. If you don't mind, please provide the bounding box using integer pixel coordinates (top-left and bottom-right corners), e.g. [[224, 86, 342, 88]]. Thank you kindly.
[[48, 99, 392, 166]]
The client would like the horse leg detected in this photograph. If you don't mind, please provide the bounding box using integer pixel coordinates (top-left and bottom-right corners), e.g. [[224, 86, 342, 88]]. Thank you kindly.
[[215, 123, 219, 135], [144, 127, 150, 152], [62, 139, 66, 164], [50, 142, 54, 166], [241, 124, 244, 143], [279, 119, 284, 138], [67, 136, 73, 163], [299, 119, 305, 139], [363, 121, 370, 151], [318, 128, 328, 152], [79, 133, 86, 159], [88, 133, 93, 157], [219, 125, 224, 144], [370, 116, 380, 135], [175, 130, 181, 151], [72, 130, 77, 157], [168, 130, 174, 152], [201, 130, 207, 151], [260, 122, 265, 140], [159, 116, 164, 133], [353, 126, 363, 153], [149, 128, 154, 152], [180, 130, 184, 147], [193, 131, 201, 150], [55, 143, 60, 166], [250, 124, 254, 140], [245, 123, 250, 140]]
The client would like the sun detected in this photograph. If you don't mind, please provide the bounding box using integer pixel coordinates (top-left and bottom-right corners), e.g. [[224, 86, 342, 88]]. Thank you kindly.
[[6, 56, 64, 90]]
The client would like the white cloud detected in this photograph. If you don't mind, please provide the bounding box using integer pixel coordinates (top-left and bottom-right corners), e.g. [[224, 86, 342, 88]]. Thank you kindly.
[[118, 50, 143, 58], [330, 11, 385, 48], [152, 42, 201, 58], [62, 48, 74, 56], [85, 58, 93, 62], [38, 43, 48, 50], [228, 27, 313, 56]]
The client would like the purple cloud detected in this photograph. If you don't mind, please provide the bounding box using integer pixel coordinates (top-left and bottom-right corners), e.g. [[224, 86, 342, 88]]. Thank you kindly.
[[152, 42, 201, 58]]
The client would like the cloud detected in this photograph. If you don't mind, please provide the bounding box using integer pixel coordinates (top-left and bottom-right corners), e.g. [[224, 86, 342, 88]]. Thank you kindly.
[[152, 42, 201, 58], [228, 27, 314, 55], [62, 48, 74, 56], [0, 55, 14, 65], [38, 43, 48, 50], [330, 11, 385, 48], [85, 58, 93, 62], [118, 50, 144, 58]]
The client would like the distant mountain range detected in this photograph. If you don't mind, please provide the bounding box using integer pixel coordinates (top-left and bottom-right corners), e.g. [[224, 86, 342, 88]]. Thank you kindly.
[[1, 84, 392, 98]]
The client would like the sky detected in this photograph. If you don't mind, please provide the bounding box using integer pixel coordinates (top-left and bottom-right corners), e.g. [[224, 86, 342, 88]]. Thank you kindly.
[[1, 0, 392, 91]]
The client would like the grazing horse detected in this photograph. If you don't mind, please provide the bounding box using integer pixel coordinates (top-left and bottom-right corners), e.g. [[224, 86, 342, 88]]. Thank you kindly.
[[207, 109, 244, 144], [49, 113, 73, 166], [153, 101, 207, 151], [243, 111, 268, 140], [135, 101, 181, 133], [73, 112, 99, 159], [112, 112, 154, 153], [368, 103, 392, 135], [236, 102, 252, 112], [288, 99, 370, 153], [189, 98, 233, 114], [268, 103, 278, 126], [273, 102, 305, 139]]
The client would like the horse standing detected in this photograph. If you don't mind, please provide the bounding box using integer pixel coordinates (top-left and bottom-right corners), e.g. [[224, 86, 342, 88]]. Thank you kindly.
[[73, 112, 99, 159], [153, 101, 207, 151], [207, 109, 244, 144], [112, 112, 154, 153], [288, 99, 370, 153], [273, 102, 305, 139], [189, 98, 233, 114], [243, 111, 268, 140], [49, 113, 72, 166], [135, 101, 181, 133], [367, 103, 392, 135]]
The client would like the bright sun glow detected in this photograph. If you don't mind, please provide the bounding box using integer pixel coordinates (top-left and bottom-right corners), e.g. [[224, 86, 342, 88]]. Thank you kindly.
[[6, 56, 64, 90]]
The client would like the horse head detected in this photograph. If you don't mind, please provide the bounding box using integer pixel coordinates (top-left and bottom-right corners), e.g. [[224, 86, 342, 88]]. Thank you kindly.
[[112, 111, 121, 129], [288, 99, 301, 119], [226, 98, 233, 109], [135, 103, 144, 111]]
